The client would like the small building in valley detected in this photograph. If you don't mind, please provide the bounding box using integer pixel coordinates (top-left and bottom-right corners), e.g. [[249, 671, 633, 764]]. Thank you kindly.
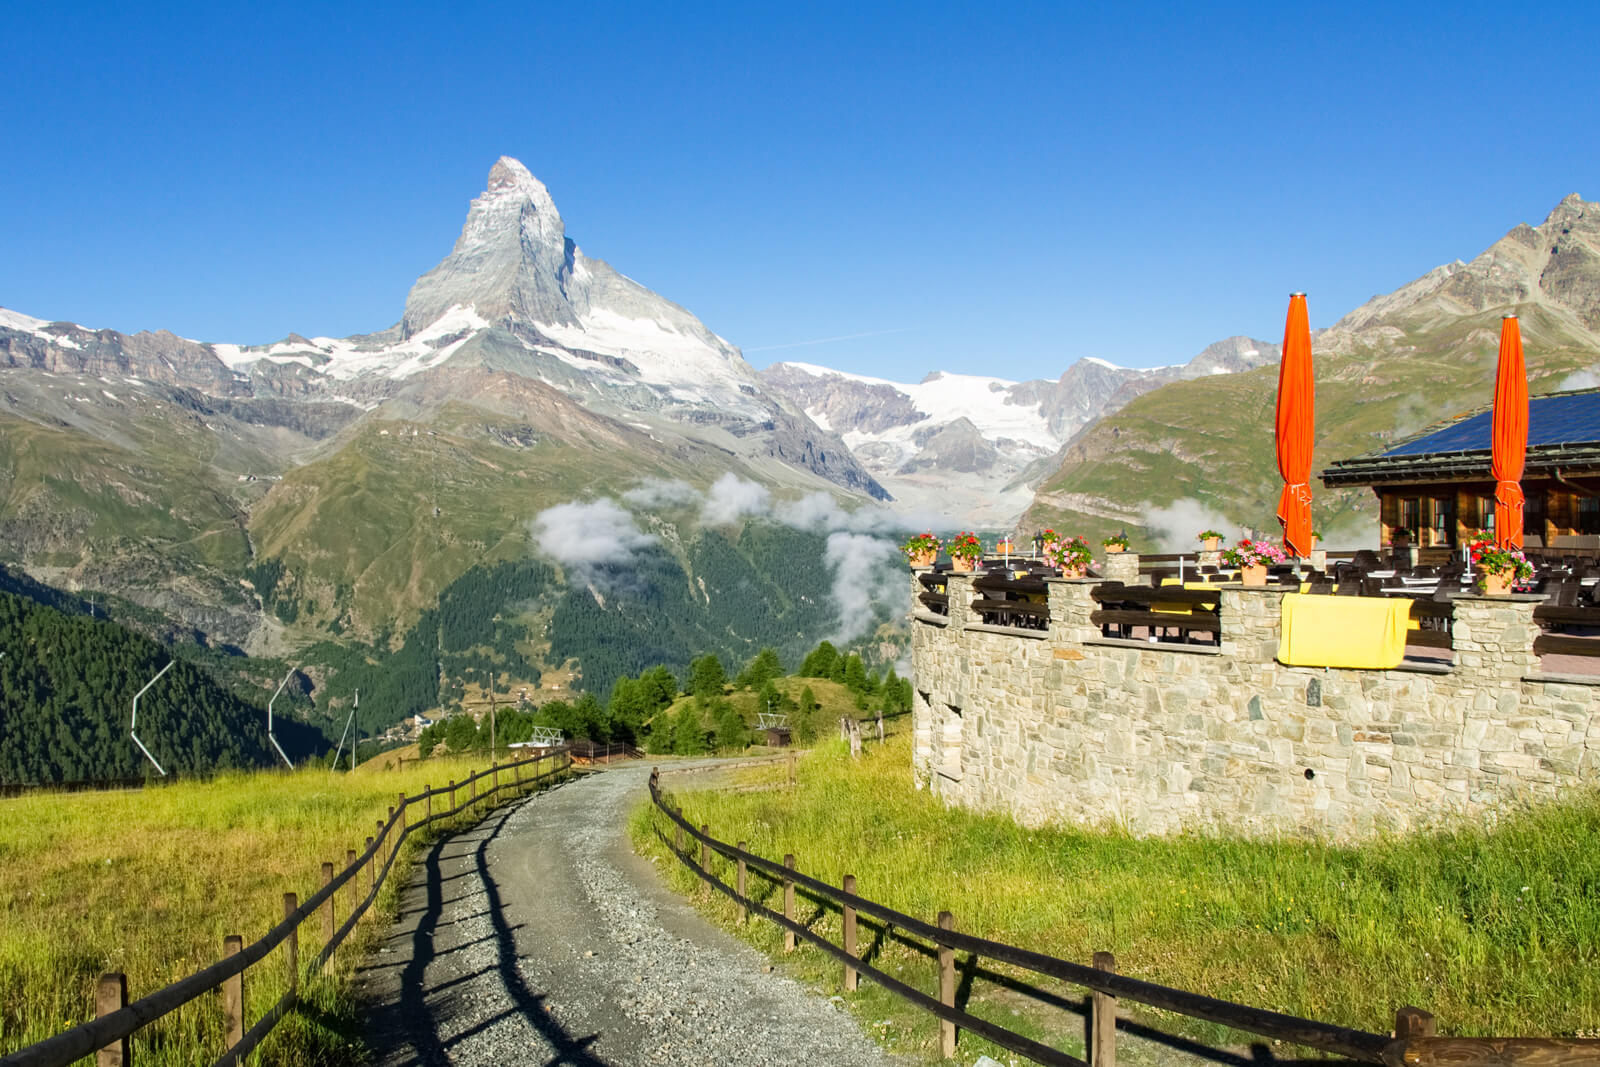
[[1321, 388, 1600, 559]]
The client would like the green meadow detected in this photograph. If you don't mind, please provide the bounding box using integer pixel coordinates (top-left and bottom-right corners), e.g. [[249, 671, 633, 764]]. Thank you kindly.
[[635, 730, 1600, 1062]]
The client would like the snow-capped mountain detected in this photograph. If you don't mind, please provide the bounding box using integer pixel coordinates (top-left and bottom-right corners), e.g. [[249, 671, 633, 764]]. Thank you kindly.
[[1, 157, 886, 500], [761, 336, 1276, 523]]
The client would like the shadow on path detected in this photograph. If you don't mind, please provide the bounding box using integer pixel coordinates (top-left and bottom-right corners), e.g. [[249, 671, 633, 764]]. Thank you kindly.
[[375, 800, 614, 1067]]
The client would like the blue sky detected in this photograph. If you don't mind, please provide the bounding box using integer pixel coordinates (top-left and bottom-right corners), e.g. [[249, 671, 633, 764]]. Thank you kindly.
[[3, 1, 1597, 381]]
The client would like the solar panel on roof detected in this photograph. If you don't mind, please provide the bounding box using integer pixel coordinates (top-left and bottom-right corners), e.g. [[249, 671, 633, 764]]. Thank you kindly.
[[1380, 391, 1600, 457]]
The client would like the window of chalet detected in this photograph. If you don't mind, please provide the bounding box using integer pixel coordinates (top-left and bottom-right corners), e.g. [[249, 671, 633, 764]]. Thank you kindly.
[[1580, 496, 1600, 535], [1525, 492, 1546, 539], [1399, 498, 1421, 534]]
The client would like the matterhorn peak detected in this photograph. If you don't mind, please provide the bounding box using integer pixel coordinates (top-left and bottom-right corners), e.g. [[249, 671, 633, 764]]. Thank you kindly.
[[401, 157, 576, 337], [485, 156, 558, 212]]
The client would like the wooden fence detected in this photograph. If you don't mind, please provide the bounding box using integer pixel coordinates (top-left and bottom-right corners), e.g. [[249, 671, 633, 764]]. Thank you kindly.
[[0, 747, 572, 1067], [648, 768, 1599, 1067]]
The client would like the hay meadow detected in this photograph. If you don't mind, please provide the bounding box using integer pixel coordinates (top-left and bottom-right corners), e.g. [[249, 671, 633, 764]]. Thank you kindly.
[[0, 753, 554, 1064]]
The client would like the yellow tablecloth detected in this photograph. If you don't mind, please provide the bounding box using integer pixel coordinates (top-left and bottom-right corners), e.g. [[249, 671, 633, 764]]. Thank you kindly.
[[1278, 593, 1409, 669]]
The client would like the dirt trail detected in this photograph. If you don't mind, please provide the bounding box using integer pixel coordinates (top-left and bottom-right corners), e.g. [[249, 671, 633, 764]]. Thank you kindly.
[[358, 762, 905, 1066]]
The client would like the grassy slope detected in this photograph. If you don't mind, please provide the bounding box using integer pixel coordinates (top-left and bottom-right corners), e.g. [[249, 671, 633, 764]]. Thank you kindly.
[[0, 753, 554, 1063], [1022, 305, 1600, 545], [0, 413, 253, 578], [247, 402, 706, 638], [634, 731, 1600, 1063], [655, 677, 877, 741]]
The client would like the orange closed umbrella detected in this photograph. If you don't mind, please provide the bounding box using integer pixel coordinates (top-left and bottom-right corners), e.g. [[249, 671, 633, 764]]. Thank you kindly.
[[1275, 293, 1315, 557], [1492, 314, 1528, 548]]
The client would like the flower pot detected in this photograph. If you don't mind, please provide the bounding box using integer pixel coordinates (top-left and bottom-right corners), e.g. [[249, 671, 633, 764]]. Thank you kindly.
[[950, 556, 976, 573], [1241, 564, 1268, 587], [1201, 538, 1221, 552], [1060, 565, 1087, 579], [908, 550, 936, 568], [1105, 544, 1125, 554], [996, 539, 1015, 555], [1479, 570, 1511, 596]]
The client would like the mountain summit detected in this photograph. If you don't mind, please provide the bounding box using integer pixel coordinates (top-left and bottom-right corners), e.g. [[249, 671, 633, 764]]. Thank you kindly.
[[403, 157, 577, 335]]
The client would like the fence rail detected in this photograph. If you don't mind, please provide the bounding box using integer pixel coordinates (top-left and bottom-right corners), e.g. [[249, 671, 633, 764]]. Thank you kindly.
[[649, 768, 1600, 1067], [1, 747, 573, 1067]]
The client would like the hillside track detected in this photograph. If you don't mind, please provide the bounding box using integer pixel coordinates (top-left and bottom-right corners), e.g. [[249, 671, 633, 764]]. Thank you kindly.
[[358, 761, 905, 1066]]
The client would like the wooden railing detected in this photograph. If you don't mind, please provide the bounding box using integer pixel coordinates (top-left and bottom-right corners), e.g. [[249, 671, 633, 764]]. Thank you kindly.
[[570, 740, 643, 764], [1533, 603, 1600, 659], [1091, 583, 1221, 646], [1, 748, 572, 1067], [648, 768, 1600, 1066], [917, 571, 950, 617], [971, 573, 1050, 631]]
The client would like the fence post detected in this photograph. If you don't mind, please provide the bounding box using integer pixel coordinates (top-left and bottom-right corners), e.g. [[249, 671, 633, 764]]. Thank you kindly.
[[674, 820, 683, 854], [364, 837, 375, 907], [448, 779, 456, 814], [1395, 1006, 1436, 1043], [788, 749, 796, 788], [425, 784, 432, 821], [938, 910, 956, 1058], [783, 854, 797, 952], [736, 841, 748, 924], [398, 791, 407, 839], [843, 874, 858, 991], [699, 824, 711, 893], [222, 934, 244, 1050], [345, 849, 357, 921], [321, 862, 335, 953], [493, 760, 499, 795], [385, 807, 395, 865], [284, 893, 298, 999], [1091, 951, 1117, 1067], [95, 973, 129, 1067], [471, 770, 478, 805]]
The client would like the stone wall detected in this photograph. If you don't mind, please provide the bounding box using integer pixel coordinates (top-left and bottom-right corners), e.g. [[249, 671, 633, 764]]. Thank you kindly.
[[909, 568, 1600, 838]]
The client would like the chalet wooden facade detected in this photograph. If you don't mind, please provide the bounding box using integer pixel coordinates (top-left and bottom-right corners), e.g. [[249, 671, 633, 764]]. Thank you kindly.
[[1321, 389, 1600, 560]]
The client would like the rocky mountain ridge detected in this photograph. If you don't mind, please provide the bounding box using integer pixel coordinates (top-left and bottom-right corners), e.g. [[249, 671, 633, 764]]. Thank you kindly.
[[759, 335, 1277, 523], [2, 158, 884, 502]]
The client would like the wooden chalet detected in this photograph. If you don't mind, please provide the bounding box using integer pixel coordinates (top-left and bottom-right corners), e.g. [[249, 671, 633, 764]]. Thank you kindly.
[[1322, 388, 1600, 561]]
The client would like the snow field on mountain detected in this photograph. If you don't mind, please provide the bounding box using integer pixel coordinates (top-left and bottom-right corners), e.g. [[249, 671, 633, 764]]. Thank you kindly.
[[781, 362, 1062, 454]]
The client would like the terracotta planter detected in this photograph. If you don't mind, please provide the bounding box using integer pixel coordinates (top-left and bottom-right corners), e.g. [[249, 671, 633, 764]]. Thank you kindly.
[[996, 539, 1015, 556], [1201, 538, 1221, 552], [1479, 569, 1511, 596], [1104, 544, 1125, 554], [1060, 565, 1087, 579], [908, 550, 936, 568], [1241, 564, 1268, 587], [950, 555, 976, 573]]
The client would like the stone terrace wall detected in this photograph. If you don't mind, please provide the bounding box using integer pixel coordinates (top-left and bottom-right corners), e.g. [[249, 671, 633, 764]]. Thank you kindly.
[[909, 570, 1600, 838]]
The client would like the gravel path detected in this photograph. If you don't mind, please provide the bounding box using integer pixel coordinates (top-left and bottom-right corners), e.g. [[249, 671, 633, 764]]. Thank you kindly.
[[358, 762, 906, 1066]]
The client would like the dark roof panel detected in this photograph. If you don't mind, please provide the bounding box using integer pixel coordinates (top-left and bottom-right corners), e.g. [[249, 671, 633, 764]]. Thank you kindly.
[[1380, 390, 1600, 458]]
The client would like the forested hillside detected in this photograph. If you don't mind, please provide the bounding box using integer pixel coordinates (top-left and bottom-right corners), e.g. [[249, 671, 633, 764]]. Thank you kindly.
[[307, 522, 901, 736], [0, 589, 323, 783]]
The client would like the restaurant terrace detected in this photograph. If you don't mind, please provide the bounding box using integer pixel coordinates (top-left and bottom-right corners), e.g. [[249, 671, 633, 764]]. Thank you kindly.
[[907, 305, 1600, 838]]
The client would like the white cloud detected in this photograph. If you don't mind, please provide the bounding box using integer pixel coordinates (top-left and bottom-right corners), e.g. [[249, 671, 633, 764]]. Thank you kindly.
[[528, 498, 657, 586], [701, 473, 771, 525], [621, 478, 700, 509], [1559, 367, 1600, 392], [822, 532, 907, 643], [1139, 498, 1236, 553]]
